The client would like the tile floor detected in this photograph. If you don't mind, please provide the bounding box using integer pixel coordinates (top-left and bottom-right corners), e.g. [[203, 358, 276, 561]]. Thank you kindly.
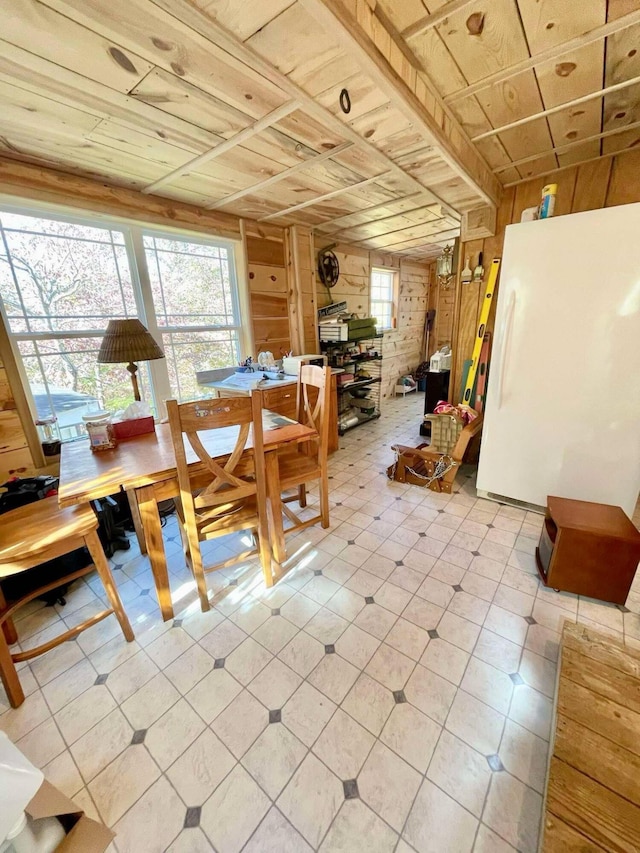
[[2, 393, 640, 853]]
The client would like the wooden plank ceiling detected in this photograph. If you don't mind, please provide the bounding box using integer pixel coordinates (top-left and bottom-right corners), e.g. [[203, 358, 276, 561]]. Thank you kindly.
[[1, 1, 639, 261]]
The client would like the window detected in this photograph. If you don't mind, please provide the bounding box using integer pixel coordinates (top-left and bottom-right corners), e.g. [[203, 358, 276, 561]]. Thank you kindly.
[[0, 207, 243, 441], [370, 267, 396, 331]]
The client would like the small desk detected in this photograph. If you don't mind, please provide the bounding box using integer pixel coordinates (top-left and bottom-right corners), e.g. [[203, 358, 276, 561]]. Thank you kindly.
[[59, 413, 316, 620]]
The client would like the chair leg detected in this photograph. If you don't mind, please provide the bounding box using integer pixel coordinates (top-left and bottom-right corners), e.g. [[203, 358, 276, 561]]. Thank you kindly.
[[298, 484, 307, 508], [0, 585, 18, 646], [84, 530, 134, 643], [0, 625, 24, 708], [319, 471, 330, 529], [265, 452, 287, 568], [189, 538, 211, 612]]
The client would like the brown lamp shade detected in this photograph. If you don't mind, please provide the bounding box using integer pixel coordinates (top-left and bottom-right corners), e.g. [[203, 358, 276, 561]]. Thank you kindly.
[[97, 319, 165, 364]]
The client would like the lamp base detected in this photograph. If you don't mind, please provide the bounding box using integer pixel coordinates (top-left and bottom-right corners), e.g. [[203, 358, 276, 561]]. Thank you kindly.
[[126, 362, 141, 402]]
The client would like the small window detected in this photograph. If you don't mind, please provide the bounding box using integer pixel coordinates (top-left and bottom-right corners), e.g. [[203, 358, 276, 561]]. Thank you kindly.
[[370, 267, 396, 331]]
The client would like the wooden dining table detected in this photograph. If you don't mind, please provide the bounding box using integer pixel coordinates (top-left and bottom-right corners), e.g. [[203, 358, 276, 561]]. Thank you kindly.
[[58, 412, 317, 621]]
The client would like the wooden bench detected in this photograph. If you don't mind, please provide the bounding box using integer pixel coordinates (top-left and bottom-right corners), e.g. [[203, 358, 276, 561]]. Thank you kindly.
[[540, 621, 640, 851]]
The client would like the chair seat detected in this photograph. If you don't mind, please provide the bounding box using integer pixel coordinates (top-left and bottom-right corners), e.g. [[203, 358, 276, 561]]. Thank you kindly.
[[0, 497, 97, 570], [278, 452, 321, 488]]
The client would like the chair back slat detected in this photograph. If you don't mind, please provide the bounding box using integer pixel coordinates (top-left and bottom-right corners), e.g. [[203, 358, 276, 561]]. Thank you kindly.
[[296, 365, 332, 463], [167, 397, 262, 516]]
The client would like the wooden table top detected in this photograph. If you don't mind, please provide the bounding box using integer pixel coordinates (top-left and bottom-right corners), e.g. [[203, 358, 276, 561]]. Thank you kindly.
[[541, 620, 640, 851], [58, 413, 315, 507]]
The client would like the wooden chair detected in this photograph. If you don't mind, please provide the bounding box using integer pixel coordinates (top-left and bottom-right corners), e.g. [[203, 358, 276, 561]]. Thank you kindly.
[[166, 394, 272, 611], [388, 414, 484, 494], [267, 365, 331, 540], [0, 498, 134, 708]]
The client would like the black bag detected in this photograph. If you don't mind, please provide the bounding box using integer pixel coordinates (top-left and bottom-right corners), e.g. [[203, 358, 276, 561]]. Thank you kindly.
[[0, 476, 90, 607]]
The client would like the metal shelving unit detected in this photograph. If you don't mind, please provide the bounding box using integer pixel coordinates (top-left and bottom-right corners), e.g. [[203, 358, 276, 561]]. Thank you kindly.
[[320, 334, 383, 435]]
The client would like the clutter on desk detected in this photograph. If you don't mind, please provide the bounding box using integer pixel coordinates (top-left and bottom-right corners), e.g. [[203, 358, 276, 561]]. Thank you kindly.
[[282, 354, 327, 375], [111, 400, 155, 440], [82, 411, 117, 452]]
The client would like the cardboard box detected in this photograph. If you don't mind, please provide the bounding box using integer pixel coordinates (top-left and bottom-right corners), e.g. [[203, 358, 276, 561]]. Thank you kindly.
[[26, 780, 114, 851], [112, 416, 155, 440]]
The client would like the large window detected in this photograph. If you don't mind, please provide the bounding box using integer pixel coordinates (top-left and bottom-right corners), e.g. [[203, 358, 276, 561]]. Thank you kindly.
[[370, 267, 397, 331], [0, 207, 243, 441]]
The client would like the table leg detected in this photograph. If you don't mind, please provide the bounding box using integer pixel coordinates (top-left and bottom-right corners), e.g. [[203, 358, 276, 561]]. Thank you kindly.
[[126, 489, 147, 555], [136, 484, 174, 621], [265, 450, 286, 575]]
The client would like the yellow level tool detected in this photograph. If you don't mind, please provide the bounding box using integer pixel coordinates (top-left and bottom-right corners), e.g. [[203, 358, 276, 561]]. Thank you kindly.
[[461, 257, 501, 407]]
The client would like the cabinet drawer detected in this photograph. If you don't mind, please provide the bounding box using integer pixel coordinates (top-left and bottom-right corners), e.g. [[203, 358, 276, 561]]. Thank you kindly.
[[261, 385, 297, 418]]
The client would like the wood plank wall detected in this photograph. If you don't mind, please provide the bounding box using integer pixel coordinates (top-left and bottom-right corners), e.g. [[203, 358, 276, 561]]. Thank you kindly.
[[448, 150, 640, 402], [245, 230, 292, 360], [314, 240, 433, 400]]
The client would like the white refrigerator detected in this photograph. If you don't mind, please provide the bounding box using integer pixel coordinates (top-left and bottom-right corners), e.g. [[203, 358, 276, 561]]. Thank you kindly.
[[476, 202, 640, 519]]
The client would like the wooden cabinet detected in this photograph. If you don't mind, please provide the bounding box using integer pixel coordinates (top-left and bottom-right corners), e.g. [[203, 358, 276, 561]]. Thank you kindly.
[[536, 496, 640, 604], [260, 384, 297, 420]]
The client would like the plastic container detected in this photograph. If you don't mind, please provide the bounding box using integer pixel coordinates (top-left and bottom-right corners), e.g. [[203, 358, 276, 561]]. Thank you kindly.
[[82, 412, 117, 452], [1, 813, 66, 853], [539, 183, 557, 219]]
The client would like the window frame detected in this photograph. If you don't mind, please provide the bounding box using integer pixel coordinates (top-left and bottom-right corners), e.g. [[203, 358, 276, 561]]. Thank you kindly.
[[370, 266, 398, 332], [0, 198, 251, 432]]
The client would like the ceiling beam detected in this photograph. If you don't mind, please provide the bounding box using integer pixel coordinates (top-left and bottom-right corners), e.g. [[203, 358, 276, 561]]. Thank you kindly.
[[348, 216, 451, 246], [402, 0, 479, 40], [330, 207, 446, 240], [493, 120, 640, 173], [446, 9, 640, 104], [314, 192, 429, 232], [366, 227, 460, 252], [472, 75, 640, 142], [206, 141, 354, 209], [299, 0, 501, 207], [143, 101, 299, 194], [503, 146, 639, 188], [258, 173, 391, 221], [149, 0, 461, 221]]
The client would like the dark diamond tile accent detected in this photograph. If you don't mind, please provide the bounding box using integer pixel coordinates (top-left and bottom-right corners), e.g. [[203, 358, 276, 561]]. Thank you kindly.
[[112, 563, 123, 571], [418, 532, 427, 538], [184, 806, 201, 829], [269, 709, 282, 724], [325, 644, 335, 654], [524, 615, 537, 625], [393, 690, 407, 704], [509, 673, 525, 686], [487, 754, 504, 772], [364, 596, 375, 605], [172, 618, 183, 628], [617, 604, 630, 613], [395, 496, 402, 501], [271, 608, 281, 616], [428, 629, 439, 639], [131, 729, 147, 745], [437, 509, 445, 514], [452, 584, 463, 592], [335, 502, 343, 507], [343, 779, 359, 800], [487, 523, 495, 529], [140, 589, 150, 596], [214, 658, 226, 669], [228, 578, 238, 587], [347, 540, 355, 545], [395, 560, 404, 567], [94, 673, 109, 685], [374, 516, 381, 521], [471, 551, 481, 557], [314, 569, 323, 576], [359, 486, 365, 490], [349, 464, 354, 467]]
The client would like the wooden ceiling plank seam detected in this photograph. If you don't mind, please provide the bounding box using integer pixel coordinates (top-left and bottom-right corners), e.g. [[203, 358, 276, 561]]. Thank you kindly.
[[148, 0, 461, 219], [313, 191, 429, 231], [367, 227, 460, 252], [502, 144, 639, 187], [297, 0, 501, 206], [206, 140, 355, 208], [258, 171, 392, 220], [326, 205, 446, 239], [473, 73, 640, 142], [143, 100, 300, 193], [493, 118, 640, 172], [402, 0, 480, 40], [445, 8, 640, 104], [345, 215, 452, 246]]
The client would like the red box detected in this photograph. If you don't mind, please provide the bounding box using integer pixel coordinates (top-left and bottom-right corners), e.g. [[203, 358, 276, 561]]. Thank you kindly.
[[112, 416, 155, 440]]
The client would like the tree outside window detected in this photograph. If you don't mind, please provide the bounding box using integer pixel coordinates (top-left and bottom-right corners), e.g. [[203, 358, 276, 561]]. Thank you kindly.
[[370, 267, 397, 331]]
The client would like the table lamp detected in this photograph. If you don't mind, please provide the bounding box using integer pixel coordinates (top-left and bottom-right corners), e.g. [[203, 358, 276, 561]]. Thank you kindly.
[[97, 319, 165, 401]]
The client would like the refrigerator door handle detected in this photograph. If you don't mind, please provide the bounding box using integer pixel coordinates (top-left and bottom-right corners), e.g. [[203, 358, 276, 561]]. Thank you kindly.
[[496, 291, 516, 410]]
